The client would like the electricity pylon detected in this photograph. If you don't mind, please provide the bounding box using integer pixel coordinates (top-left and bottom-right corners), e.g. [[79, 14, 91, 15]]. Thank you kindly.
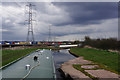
[[48, 24, 52, 42], [25, 3, 36, 43]]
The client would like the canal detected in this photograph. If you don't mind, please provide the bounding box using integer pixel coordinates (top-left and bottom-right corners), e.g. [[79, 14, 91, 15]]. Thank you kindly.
[[1, 49, 76, 80], [53, 49, 76, 79]]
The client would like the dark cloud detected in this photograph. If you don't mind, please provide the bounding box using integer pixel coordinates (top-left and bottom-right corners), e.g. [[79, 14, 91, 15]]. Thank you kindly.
[[53, 2, 118, 26], [40, 27, 100, 37]]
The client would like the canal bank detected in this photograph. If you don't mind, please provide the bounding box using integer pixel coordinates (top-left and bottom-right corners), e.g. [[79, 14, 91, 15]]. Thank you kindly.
[[60, 57, 119, 80], [60, 49, 119, 80]]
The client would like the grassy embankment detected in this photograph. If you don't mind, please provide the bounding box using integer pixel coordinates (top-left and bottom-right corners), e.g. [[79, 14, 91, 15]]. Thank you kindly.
[[2, 48, 39, 67], [70, 47, 119, 74], [1, 47, 60, 67]]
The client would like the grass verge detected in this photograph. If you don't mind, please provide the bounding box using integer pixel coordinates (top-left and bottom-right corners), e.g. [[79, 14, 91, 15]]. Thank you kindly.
[[70, 47, 119, 74]]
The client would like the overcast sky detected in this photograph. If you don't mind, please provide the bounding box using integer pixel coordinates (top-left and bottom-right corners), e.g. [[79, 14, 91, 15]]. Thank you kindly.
[[1, 2, 118, 41]]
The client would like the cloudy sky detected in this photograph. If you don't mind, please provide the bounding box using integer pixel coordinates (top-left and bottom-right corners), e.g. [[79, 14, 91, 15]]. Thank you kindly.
[[1, 2, 118, 41]]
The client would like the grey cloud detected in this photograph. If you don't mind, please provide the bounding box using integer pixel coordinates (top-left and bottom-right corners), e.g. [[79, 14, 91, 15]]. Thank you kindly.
[[53, 2, 118, 26]]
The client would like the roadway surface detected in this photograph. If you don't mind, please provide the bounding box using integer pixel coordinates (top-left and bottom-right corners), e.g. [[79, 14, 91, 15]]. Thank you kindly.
[[1, 49, 55, 79]]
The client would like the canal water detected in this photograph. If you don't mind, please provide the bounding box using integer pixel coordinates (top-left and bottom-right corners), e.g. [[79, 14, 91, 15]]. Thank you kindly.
[[1, 49, 76, 80], [52, 49, 76, 79]]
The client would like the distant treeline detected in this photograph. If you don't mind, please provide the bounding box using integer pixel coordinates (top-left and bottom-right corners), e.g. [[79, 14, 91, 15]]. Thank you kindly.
[[83, 36, 120, 51]]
